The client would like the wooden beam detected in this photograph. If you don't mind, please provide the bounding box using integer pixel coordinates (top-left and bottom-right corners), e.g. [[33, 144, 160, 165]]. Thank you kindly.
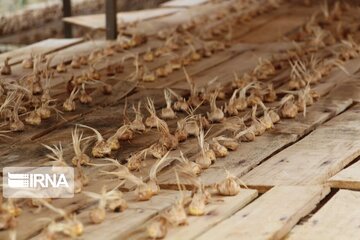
[[106, 0, 117, 40], [63, 0, 73, 38]]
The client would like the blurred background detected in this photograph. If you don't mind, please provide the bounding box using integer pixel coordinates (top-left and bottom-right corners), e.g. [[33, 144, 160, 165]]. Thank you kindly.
[[0, 0, 166, 52]]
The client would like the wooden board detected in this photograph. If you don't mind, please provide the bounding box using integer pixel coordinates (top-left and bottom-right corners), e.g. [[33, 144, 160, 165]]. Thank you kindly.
[[0, 38, 82, 65], [328, 160, 360, 190], [243, 104, 360, 189], [48, 40, 108, 67], [76, 190, 189, 240], [63, 8, 183, 30], [158, 62, 360, 188], [286, 190, 360, 240], [196, 186, 330, 240], [6, 190, 188, 240], [171, 41, 296, 90], [128, 0, 237, 35], [237, 5, 313, 43], [161, 0, 210, 8], [127, 189, 258, 240], [3, 1, 360, 239], [6, 40, 108, 84]]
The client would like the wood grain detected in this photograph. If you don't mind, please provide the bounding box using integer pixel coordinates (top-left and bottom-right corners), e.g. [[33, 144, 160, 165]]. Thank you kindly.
[[286, 190, 360, 240], [196, 186, 330, 240], [243, 104, 360, 189], [328, 160, 360, 190]]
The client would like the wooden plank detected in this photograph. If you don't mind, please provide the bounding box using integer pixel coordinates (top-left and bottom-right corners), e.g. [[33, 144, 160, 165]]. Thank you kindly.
[[243, 104, 360, 189], [48, 40, 108, 67], [171, 41, 295, 90], [158, 60, 360, 188], [328, 160, 360, 190], [61, 190, 189, 240], [128, 0, 237, 35], [0, 38, 82, 65], [161, 0, 210, 8], [63, 8, 183, 30], [196, 186, 330, 240], [144, 41, 296, 89], [164, 190, 258, 240], [143, 42, 256, 89], [237, 5, 314, 43], [326, 78, 360, 103], [127, 189, 258, 240], [6, 40, 108, 83], [286, 190, 360, 240], [6, 189, 187, 240]]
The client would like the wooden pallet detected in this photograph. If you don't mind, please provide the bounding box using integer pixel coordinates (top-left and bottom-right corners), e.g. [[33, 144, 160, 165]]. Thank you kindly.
[[1, 1, 360, 240]]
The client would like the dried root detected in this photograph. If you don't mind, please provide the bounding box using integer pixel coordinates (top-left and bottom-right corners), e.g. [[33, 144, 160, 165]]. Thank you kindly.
[[63, 87, 79, 112], [207, 92, 224, 123], [279, 94, 298, 118], [215, 170, 247, 196], [78, 124, 111, 158], [195, 128, 214, 169], [130, 102, 146, 132], [145, 98, 159, 128], [71, 126, 90, 166], [161, 89, 176, 120]]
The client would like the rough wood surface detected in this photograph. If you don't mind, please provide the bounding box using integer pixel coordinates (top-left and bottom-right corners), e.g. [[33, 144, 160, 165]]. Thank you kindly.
[[63, 8, 183, 30], [328, 160, 360, 190], [127, 189, 258, 240], [196, 186, 330, 240], [161, 0, 210, 8], [0, 38, 82, 65], [286, 190, 360, 240], [158, 62, 360, 189], [73, 190, 189, 240], [243, 104, 360, 189], [2, 1, 360, 239]]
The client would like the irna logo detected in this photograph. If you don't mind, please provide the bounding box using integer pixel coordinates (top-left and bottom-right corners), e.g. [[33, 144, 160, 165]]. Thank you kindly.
[[7, 172, 69, 188], [3, 167, 74, 198]]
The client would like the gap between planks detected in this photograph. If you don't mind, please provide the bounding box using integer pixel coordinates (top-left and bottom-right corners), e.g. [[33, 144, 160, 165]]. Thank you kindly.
[[285, 189, 360, 240], [328, 158, 360, 190], [117, 189, 258, 240], [196, 185, 330, 240], [157, 58, 360, 190], [243, 103, 360, 190]]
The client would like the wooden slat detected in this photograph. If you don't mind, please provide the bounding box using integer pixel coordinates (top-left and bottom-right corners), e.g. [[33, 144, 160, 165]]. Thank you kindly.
[[196, 186, 330, 240], [328, 160, 360, 190], [48, 40, 108, 67], [127, 189, 258, 240], [128, 0, 237, 36], [165, 190, 258, 240], [171, 43, 292, 90], [237, 5, 313, 43], [0, 38, 82, 65], [286, 190, 360, 240], [161, 0, 210, 8], [66, 190, 189, 240], [6, 40, 108, 83], [10, 190, 188, 240], [158, 60, 360, 188], [145, 41, 296, 90], [326, 78, 360, 103], [243, 104, 360, 189], [63, 8, 183, 30]]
